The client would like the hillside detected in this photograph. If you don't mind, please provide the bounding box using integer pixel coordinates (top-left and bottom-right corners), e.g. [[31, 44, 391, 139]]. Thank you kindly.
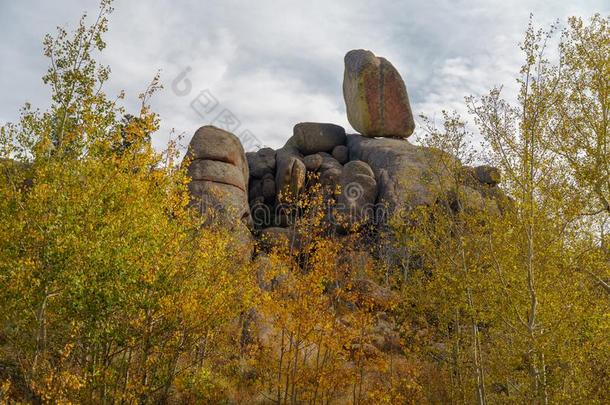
[[0, 3, 608, 404]]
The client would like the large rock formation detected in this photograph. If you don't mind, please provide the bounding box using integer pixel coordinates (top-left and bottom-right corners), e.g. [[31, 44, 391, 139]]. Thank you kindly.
[[185, 125, 251, 226], [343, 49, 415, 138], [182, 51, 507, 247], [180, 51, 509, 390]]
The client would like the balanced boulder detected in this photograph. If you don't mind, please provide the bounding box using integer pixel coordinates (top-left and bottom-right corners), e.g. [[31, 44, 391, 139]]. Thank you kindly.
[[343, 49, 415, 138]]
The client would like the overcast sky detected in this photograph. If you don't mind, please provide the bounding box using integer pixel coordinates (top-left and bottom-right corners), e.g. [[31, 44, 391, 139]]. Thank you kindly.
[[1, 0, 608, 150]]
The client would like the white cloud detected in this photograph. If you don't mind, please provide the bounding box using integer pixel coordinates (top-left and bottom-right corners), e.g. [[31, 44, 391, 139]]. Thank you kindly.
[[1, 0, 608, 151]]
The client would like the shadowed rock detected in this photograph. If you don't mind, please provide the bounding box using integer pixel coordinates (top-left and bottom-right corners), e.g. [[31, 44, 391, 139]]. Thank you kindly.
[[346, 134, 458, 212], [474, 165, 501, 185], [303, 154, 323, 172], [332, 145, 349, 164], [336, 160, 378, 226], [247, 147, 276, 179], [275, 146, 306, 200]]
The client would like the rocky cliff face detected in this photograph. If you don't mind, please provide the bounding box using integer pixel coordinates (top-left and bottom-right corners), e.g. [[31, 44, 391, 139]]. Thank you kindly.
[[181, 49, 507, 377]]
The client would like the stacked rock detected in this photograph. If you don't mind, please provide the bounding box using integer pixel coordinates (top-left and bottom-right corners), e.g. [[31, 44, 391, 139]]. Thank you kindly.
[[185, 126, 251, 226], [245, 121, 379, 229], [277, 122, 346, 198], [181, 49, 507, 241]]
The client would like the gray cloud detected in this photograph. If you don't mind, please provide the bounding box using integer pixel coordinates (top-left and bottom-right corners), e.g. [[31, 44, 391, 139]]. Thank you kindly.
[[1, 0, 608, 150]]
